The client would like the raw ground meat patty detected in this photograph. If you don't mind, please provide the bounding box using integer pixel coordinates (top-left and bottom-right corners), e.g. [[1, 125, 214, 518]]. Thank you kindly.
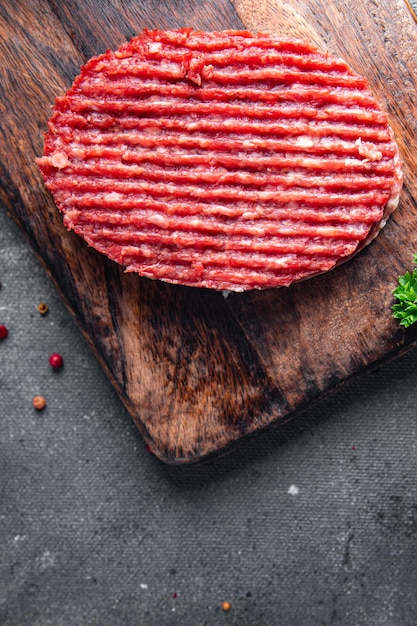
[[37, 29, 402, 291]]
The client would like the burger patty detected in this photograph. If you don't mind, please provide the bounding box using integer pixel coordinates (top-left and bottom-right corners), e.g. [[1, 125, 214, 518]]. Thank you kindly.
[[37, 29, 403, 291]]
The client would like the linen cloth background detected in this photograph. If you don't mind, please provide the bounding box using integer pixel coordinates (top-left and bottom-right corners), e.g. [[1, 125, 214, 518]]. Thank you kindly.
[[1, 205, 417, 626]]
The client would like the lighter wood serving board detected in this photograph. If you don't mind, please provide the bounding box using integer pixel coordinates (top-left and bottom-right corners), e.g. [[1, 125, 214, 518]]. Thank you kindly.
[[1, 0, 417, 463]]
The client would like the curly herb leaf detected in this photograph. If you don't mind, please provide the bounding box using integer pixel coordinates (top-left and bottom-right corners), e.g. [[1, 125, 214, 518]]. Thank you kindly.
[[392, 255, 417, 327]]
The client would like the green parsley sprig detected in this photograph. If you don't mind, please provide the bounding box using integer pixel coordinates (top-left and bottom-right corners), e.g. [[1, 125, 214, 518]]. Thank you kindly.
[[392, 255, 417, 327]]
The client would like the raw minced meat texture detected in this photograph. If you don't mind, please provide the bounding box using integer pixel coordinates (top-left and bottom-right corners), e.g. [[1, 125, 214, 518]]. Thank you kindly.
[[37, 29, 403, 291]]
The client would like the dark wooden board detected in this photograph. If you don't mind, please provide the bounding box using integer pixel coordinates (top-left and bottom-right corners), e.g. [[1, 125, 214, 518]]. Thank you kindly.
[[1, 0, 417, 463]]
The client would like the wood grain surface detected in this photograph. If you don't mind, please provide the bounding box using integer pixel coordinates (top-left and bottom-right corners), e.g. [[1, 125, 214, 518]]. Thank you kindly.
[[1, 0, 417, 463]]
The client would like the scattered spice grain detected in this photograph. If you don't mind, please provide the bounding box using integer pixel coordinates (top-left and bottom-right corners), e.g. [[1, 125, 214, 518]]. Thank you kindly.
[[0, 324, 8, 340], [37, 302, 49, 315], [32, 395, 47, 410], [49, 353, 63, 369], [222, 601, 232, 612]]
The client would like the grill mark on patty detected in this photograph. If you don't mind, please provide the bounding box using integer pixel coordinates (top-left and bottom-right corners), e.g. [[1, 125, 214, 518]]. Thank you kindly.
[[62, 83, 384, 111], [56, 126, 394, 152], [39, 146, 396, 174], [51, 182, 389, 209], [63, 95, 386, 120], [46, 165, 394, 193]]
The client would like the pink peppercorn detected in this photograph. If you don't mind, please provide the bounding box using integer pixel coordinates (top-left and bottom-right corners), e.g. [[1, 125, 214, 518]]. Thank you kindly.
[[49, 353, 64, 369], [0, 325, 8, 340], [33, 396, 47, 410]]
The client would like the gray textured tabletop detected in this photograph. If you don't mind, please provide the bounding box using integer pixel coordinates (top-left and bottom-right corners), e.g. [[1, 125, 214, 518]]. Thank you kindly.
[[1, 203, 417, 626]]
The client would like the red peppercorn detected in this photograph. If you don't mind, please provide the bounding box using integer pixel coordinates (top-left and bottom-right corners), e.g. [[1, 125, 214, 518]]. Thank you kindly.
[[0, 324, 8, 340], [49, 353, 63, 369]]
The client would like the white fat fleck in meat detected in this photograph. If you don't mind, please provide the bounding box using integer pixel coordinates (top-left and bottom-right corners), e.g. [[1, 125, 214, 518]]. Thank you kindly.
[[103, 191, 123, 202], [148, 42, 162, 53], [201, 64, 214, 80], [355, 137, 383, 161], [137, 245, 153, 258], [316, 223, 368, 237], [295, 135, 315, 149], [92, 61, 106, 72], [70, 147, 87, 160], [222, 118, 238, 130], [135, 135, 159, 148], [142, 126, 162, 136], [235, 171, 257, 184], [187, 217, 204, 229], [160, 59, 183, 77], [241, 211, 261, 220], [245, 226, 266, 237], [63, 211, 79, 228], [114, 49, 132, 59], [50, 152, 69, 169], [242, 139, 261, 149], [147, 213, 169, 228]]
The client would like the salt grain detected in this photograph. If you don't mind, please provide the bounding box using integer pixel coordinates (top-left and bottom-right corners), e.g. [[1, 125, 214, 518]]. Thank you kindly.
[[288, 484, 299, 496]]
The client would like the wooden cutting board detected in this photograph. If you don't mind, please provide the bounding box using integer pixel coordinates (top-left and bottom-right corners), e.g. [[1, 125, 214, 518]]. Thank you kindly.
[[1, 0, 417, 464]]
